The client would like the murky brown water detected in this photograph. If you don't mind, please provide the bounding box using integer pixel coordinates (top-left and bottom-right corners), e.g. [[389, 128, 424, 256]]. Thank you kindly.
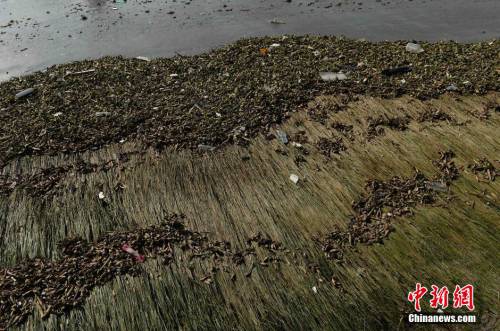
[[0, 0, 499, 80]]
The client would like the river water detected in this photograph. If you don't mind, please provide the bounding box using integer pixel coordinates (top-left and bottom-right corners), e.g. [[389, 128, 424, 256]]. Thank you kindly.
[[0, 0, 498, 81]]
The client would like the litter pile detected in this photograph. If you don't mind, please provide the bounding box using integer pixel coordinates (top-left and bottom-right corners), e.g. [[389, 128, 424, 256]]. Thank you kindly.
[[318, 151, 459, 261], [0, 214, 286, 329], [0, 36, 498, 167]]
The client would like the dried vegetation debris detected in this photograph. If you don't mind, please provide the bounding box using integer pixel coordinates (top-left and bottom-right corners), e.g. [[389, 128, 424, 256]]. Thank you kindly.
[[317, 151, 460, 261], [316, 137, 346, 158], [0, 154, 138, 198], [416, 107, 455, 123], [469, 158, 498, 182], [0, 36, 498, 166], [366, 114, 411, 139], [0, 215, 288, 329]]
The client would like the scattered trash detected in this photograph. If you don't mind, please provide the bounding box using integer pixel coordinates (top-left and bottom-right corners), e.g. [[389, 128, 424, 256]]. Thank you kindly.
[[269, 18, 286, 24], [169, 73, 179, 78], [0, 36, 498, 166], [95, 112, 111, 117], [405, 42, 424, 53], [289, 174, 299, 184], [65, 69, 95, 76], [427, 181, 448, 193], [15, 88, 35, 100], [320, 72, 347, 81], [53, 112, 63, 117], [312, 286, 318, 293], [98, 192, 105, 200], [269, 43, 280, 48], [121, 244, 145, 263], [135, 56, 150, 62], [198, 144, 216, 152], [275, 130, 288, 144], [446, 84, 458, 91], [291, 142, 302, 148], [259, 48, 269, 56], [381, 66, 412, 76]]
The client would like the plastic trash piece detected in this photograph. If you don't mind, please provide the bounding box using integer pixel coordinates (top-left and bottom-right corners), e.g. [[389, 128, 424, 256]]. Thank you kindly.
[[136, 56, 150, 62], [405, 42, 424, 53], [15, 88, 35, 99], [98, 192, 105, 199], [381, 66, 412, 76], [121, 244, 145, 263], [446, 84, 458, 91], [66, 69, 95, 76], [320, 72, 347, 81], [53, 112, 63, 117], [275, 130, 288, 144], [95, 112, 111, 117], [269, 18, 286, 24], [198, 144, 216, 152], [259, 48, 269, 56], [290, 174, 299, 184], [428, 181, 448, 193]]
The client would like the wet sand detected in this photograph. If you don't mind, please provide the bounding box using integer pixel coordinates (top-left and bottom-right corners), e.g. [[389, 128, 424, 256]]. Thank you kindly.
[[1, 0, 499, 81]]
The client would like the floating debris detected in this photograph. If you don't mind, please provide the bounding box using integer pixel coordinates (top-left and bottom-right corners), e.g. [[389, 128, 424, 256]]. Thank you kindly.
[[95, 111, 111, 117], [198, 144, 216, 152], [0, 214, 287, 329], [316, 137, 346, 157], [269, 18, 286, 24], [446, 84, 459, 91], [427, 181, 448, 193], [433, 150, 460, 182], [0, 37, 498, 166], [331, 121, 354, 138], [405, 42, 424, 53], [14, 87, 34, 99], [469, 158, 497, 182], [275, 130, 289, 144], [121, 244, 145, 263], [65, 69, 96, 76], [320, 72, 347, 81], [417, 108, 454, 123], [135, 56, 150, 62], [318, 151, 460, 261], [367, 115, 410, 139], [381, 66, 412, 76]]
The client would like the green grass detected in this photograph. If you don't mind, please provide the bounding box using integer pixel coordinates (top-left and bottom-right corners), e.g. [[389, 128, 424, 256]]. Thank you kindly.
[[1, 93, 499, 330]]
